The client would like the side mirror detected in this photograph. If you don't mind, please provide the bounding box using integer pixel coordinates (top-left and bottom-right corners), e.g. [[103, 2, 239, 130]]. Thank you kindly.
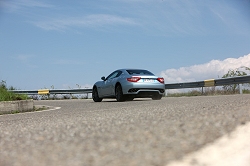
[[101, 76, 105, 81]]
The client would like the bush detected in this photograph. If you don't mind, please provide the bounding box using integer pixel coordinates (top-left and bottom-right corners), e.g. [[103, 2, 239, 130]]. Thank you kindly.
[[243, 89, 250, 94], [0, 81, 28, 101]]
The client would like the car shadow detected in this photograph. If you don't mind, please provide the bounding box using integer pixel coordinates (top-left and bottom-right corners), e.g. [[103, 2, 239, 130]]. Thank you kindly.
[[92, 98, 152, 103]]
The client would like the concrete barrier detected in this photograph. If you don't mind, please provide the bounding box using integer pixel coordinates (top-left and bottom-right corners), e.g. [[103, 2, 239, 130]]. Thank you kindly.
[[0, 100, 34, 115]]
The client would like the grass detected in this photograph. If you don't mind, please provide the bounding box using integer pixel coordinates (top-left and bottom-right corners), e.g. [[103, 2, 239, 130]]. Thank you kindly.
[[33, 106, 49, 111], [243, 89, 250, 94], [167, 86, 250, 97], [0, 81, 28, 101], [167, 90, 201, 97]]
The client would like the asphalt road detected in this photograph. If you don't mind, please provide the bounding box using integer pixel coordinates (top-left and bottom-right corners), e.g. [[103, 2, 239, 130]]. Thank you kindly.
[[0, 94, 250, 166]]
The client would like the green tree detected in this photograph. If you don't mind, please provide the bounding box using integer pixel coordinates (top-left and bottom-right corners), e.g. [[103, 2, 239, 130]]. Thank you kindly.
[[0, 80, 7, 90], [222, 66, 250, 93], [0, 80, 28, 101]]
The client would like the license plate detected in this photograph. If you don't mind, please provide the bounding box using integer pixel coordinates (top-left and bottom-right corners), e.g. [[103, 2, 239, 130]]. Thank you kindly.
[[143, 79, 155, 82]]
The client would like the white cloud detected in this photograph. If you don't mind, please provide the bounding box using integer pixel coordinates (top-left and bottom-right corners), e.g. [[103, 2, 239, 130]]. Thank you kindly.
[[9, 54, 38, 68], [160, 53, 250, 84], [34, 14, 138, 31], [53, 59, 86, 65], [1, 0, 52, 12], [16, 54, 33, 62]]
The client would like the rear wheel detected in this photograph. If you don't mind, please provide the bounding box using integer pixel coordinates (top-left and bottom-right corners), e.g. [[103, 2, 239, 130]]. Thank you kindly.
[[152, 94, 162, 100], [115, 85, 125, 102], [92, 87, 103, 102]]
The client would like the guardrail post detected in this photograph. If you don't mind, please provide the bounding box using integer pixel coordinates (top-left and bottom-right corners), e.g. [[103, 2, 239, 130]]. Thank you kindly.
[[239, 84, 243, 94], [164, 91, 167, 97]]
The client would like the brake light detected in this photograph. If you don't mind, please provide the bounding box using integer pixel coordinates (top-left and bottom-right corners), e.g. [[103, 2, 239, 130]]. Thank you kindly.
[[157, 77, 164, 84], [127, 77, 141, 82]]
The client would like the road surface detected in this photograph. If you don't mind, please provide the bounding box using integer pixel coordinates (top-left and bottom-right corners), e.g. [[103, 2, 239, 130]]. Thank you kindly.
[[1, 94, 250, 166]]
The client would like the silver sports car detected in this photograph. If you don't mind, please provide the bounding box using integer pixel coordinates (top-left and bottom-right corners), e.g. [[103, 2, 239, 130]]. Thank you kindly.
[[92, 69, 165, 102]]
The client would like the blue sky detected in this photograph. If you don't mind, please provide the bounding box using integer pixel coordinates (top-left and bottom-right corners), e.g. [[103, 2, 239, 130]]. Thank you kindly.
[[1, 0, 250, 90]]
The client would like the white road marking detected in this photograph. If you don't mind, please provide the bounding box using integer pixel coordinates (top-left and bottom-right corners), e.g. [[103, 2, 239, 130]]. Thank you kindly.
[[34, 105, 61, 113], [167, 122, 250, 166], [0, 105, 61, 116]]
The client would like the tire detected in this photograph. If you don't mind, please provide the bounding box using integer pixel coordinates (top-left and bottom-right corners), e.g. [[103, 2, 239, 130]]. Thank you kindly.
[[115, 85, 125, 102], [92, 87, 103, 102], [152, 95, 162, 100]]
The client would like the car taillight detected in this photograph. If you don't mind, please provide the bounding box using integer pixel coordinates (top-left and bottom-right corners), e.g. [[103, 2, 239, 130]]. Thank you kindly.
[[157, 77, 164, 84], [127, 77, 141, 82]]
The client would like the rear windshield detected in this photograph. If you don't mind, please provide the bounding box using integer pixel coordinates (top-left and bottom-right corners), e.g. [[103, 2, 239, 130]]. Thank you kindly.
[[126, 70, 154, 75]]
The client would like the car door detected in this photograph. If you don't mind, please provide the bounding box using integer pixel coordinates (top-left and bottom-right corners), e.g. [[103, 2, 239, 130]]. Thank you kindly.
[[101, 71, 120, 96], [106, 71, 123, 96]]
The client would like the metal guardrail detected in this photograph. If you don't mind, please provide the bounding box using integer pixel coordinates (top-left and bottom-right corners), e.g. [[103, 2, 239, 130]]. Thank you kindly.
[[11, 75, 250, 95], [12, 89, 92, 95], [165, 75, 250, 89]]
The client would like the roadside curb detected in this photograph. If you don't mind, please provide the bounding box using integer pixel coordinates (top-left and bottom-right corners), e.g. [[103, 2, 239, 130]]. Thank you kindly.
[[0, 100, 61, 115], [0, 100, 34, 115]]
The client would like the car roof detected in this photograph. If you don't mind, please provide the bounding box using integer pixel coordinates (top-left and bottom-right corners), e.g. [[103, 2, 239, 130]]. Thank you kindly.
[[117, 68, 148, 71], [117, 69, 155, 75]]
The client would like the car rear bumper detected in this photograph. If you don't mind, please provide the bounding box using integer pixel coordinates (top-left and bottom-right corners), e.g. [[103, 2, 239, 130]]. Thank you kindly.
[[122, 82, 165, 95]]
